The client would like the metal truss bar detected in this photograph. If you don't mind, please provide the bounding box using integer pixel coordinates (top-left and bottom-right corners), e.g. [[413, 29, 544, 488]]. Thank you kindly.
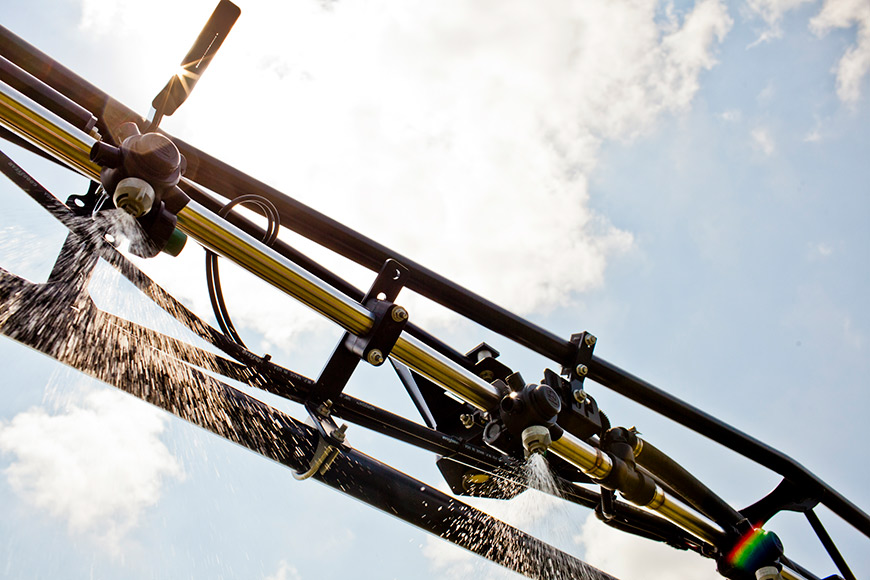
[[805, 510, 856, 580]]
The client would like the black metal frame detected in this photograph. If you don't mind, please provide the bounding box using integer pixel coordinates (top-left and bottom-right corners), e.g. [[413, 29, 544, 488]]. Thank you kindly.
[[0, 16, 866, 580]]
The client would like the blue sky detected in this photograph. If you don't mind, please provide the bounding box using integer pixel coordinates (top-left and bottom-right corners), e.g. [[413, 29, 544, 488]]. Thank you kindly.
[[0, 1, 868, 579]]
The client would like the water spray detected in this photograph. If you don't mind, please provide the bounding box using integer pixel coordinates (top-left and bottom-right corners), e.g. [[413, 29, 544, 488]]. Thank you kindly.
[[521, 425, 552, 457]]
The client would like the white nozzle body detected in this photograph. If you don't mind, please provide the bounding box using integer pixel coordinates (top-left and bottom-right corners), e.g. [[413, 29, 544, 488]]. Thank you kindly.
[[113, 177, 155, 218]]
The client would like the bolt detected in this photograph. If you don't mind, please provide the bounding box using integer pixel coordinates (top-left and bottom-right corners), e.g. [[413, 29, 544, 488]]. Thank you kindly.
[[573, 389, 587, 404], [584, 334, 597, 347], [331, 424, 348, 443], [316, 400, 333, 416], [391, 306, 409, 323], [366, 349, 384, 365], [575, 364, 589, 377], [480, 370, 495, 382], [460, 414, 475, 429]]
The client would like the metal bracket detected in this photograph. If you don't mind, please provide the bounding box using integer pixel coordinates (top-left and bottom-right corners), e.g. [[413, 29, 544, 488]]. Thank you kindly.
[[466, 342, 512, 383], [309, 259, 409, 407], [562, 331, 597, 403]]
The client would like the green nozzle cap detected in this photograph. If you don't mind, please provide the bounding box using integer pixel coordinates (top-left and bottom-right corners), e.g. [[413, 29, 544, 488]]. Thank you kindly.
[[162, 228, 188, 257]]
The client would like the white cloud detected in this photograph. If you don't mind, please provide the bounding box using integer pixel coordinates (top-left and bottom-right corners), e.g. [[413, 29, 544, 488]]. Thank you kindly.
[[807, 241, 834, 259], [803, 128, 823, 141], [757, 80, 777, 102], [265, 560, 303, 580], [746, 0, 870, 102], [718, 109, 743, 122], [745, 0, 817, 44], [0, 386, 183, 553], [810, 0, 870, 103], [579, 512, 721, 580], [76, 0, 731, 332], [751, 126, 777, 155]]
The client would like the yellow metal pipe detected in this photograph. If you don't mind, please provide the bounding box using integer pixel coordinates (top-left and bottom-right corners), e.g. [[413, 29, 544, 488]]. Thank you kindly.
[[551, 432, 725, 545], [0, 81, 99, 179]]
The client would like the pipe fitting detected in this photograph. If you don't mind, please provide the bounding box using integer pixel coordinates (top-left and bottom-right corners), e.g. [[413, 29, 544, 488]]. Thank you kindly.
[[755, 566, 782, 580]]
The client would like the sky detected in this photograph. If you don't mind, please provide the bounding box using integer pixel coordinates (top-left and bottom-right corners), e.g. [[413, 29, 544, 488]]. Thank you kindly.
[[0, 0, 868, 579]]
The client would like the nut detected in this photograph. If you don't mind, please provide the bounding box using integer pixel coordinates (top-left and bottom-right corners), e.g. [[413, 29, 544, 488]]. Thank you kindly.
[[575, 364, 589, 377], [366, 349, 384, 365], [584, 334, 597, 347], [391, 306, 409, 323]]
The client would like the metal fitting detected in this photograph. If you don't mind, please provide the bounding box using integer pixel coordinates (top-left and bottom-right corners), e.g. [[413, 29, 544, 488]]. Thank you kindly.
[[291, 423, 347, 481], [460, 414, 475, 429], [391, 306, 409, 323], [480, 370, 495, 382], [575, 364, 588, 377], [584, 334, 597, 347], [366, 349, 384, 365], [573, 389, 587, 404], [521, 425, 552, 457]]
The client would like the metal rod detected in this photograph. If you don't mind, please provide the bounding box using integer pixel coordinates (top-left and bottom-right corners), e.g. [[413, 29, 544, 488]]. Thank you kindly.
[[635, 436, 744, 527], [177, 201, 505, 411], [177, 201, 374, 336], [180, 179, 476, 371], [550, 432, 726, 546], [0, 54, 97, 135], [805, 510, 857, 580], [0, 79, 98, 178]]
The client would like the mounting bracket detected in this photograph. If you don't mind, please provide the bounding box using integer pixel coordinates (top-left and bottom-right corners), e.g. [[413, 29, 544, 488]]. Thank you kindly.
[[308, 259, 409, 409]]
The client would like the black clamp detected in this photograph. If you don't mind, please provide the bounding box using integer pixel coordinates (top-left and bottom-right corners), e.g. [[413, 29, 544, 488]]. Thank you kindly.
[[598, 427, 657, 506], [309, 259, 410, 409], [546, 330, 605, 440], [466, 342, 512, 383], [562, 331, 597, 398], [291, 402, 349, 481]]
